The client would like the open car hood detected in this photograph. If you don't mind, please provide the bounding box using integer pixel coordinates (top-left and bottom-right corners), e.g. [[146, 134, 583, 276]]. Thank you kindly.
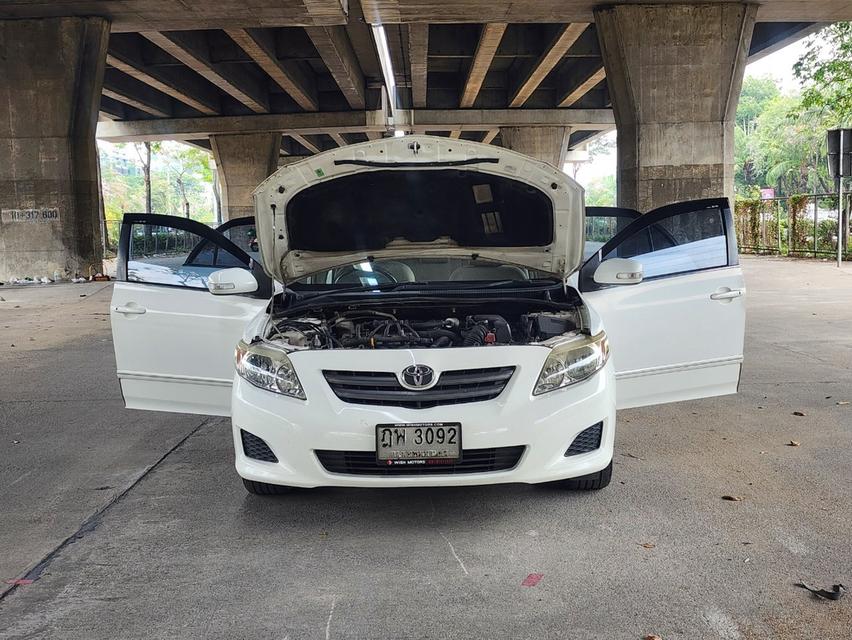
[[253, 135, 585, 283]]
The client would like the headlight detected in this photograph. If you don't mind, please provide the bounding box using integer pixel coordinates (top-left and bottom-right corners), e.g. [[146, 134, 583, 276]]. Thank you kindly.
[[235, 340, 306, 399], [533, 331, 609, 395]]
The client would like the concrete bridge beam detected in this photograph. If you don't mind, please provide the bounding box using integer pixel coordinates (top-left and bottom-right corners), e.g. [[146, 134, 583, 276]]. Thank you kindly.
[[596, 3, 757, 210], [0, 17, 110, 281]]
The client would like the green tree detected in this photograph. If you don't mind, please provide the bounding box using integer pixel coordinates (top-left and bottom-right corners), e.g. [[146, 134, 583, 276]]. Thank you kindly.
[[584, 175, 616, 207], [586, 134, 615, 159], [794, 23, 852, 251], [100, 152, 142, 218], [794, 22, 852, 125], [735, 75, 781, 195], [751, 96, 832, 195], [734, 73, 836, 198], [99, 141, 217, 234], [571, 133, 616, 194], [154, 144, 215, 222], [132, 142, 162, 213], [737, 75, 781, 131]]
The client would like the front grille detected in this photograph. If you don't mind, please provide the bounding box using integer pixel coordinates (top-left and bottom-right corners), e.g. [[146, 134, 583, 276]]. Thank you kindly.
[[241, 429, 278, 463], [322, 366, 515, 409], [316, 446, 525, 476], [564, 422, 603, 456]]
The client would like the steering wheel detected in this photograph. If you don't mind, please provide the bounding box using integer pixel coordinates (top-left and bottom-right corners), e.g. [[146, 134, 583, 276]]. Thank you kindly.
[[333, 264, 398, 284]]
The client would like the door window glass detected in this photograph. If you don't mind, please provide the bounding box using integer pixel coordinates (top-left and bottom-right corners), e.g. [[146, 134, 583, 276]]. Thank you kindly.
[[584, 211, 639, 260], [221, 223, 260, 262], [604, 206, 728, 279], [128, 223, 246, 288]]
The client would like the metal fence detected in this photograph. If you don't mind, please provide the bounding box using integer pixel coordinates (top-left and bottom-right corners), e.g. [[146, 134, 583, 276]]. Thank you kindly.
[[734, 193, 850, 259]]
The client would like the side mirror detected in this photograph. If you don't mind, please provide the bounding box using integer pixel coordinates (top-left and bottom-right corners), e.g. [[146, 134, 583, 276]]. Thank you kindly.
[[593, 258, 644, 285], [207, 268, 259, 295]]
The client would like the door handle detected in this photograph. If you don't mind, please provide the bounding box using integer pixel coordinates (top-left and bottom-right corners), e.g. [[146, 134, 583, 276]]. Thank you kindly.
[[114, 304, 147, 315], [710, 288, 743, 301]]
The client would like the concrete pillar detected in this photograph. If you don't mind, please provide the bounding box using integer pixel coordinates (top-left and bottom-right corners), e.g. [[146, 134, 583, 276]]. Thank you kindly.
[[0, 17, 110, 280], [596, 3, 756, 211], [211, 133, 281, 220], [499, 127, 569, 169]]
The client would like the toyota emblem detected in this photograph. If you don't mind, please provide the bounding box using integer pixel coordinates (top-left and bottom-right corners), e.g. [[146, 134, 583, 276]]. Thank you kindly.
[[400, 364, 435, 389]]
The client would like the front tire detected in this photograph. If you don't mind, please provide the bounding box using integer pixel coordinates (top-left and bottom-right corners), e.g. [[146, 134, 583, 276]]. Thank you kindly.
[[553, 461, 612, 490], [242, 478, 293, 495]]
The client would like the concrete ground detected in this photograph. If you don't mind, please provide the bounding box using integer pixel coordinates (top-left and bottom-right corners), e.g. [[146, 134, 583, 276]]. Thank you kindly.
[[0, 256, 850, 639]]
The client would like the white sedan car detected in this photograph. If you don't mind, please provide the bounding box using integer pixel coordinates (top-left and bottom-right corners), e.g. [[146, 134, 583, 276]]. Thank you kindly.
[[110, 136, 745, 495]]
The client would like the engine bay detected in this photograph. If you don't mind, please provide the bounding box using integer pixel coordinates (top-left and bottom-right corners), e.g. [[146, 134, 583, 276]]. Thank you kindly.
[[266, 306, 582, 350]]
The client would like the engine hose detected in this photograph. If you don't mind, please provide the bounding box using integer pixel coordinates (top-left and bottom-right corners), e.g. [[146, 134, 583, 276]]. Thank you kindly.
[[470, 315, 512, 343], [410, 320, 448, 330], [415, 329, 458, 342], [463, 323, 488, 347]]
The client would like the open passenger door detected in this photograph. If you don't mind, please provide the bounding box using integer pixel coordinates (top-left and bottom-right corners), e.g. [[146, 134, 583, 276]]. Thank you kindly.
[[579, 199, 745, 409], [111, 214, 271, 416]]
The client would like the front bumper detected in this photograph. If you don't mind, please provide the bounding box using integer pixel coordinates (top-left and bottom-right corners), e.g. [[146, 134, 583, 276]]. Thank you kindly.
[[231, 346, 616, 488]]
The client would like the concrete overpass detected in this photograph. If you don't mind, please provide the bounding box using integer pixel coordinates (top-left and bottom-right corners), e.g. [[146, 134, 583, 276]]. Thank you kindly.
[[0, 1, 846, 280]]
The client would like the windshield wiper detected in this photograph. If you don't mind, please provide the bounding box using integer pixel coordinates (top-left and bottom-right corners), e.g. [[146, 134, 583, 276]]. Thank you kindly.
[[291, 279, 546, 299], [290, 283, 387, 298], [481, 279, 558, 288], [287, 281, 417, 302], [481, 279, 516, 287], [285, 279, 560, 310]]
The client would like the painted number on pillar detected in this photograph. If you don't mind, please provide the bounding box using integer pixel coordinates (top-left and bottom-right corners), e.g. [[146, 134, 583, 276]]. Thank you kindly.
[[0, 208, 60, 223]]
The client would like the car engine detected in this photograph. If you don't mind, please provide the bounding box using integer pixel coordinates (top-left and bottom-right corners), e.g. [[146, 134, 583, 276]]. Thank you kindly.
[[267, 308, 579, 350]]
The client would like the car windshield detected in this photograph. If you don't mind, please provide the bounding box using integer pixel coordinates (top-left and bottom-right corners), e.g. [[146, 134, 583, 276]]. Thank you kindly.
[[289, 257, 557, 290]]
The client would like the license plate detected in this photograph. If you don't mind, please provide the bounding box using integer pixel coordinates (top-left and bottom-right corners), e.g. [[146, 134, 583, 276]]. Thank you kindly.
[[376, 422, 461, 465]]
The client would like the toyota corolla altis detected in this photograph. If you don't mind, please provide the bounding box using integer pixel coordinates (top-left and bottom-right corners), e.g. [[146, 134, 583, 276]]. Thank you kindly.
[[110, 136, 745, 495]]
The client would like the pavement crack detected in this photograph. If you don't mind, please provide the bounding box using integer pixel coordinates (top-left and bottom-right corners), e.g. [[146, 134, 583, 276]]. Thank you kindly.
[[0, 416, 213, 604], [428, 495, 469, 576], [325, 595, 336, 640], [438, 530, 469, 576], [761, 340, 851, 370]]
